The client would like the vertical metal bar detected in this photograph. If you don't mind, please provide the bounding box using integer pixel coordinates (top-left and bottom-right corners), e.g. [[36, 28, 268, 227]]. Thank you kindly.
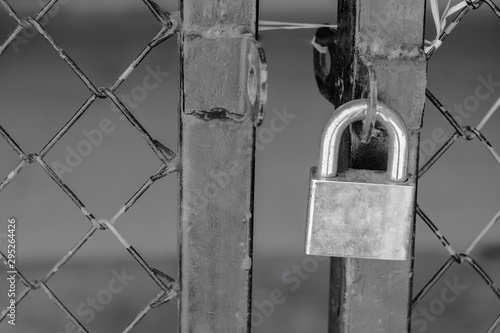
[[329, 1, 427, 332], [179, 1, 258, 332]]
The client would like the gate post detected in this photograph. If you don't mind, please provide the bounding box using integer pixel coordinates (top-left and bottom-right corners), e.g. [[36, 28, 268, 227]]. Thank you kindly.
[[178, 0, 260, 332], [329, 1, 426, 332]]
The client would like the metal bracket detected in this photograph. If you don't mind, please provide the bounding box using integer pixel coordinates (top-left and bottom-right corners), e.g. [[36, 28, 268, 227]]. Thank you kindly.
[[181, 31, 267, 127], [241, 35, 268, 127], [313, 27, 337, 105]]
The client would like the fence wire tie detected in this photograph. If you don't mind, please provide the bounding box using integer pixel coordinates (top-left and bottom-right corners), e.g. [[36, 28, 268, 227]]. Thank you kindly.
[[150, 268, 179, 307], [151, 157, 179, 181], [152, 267, 176, 285], [425, 0, 500, 56], [150, 289, 178, 308], [150, 11, 181, 47], [425, 0, 472, 54], [259, 20, 337, 32]]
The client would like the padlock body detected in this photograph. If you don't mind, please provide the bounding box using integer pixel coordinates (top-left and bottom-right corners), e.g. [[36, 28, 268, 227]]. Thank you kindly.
[[305, 167, 415, 260]]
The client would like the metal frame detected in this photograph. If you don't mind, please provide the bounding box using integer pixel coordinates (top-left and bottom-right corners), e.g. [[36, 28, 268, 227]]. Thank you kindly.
[[328, 1, 427, 332], [179, 0, 262, 332]]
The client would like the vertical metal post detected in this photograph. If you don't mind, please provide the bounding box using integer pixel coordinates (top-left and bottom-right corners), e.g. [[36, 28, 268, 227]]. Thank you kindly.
[[329, 1, 426, 332], [178, 0, 260, 332]]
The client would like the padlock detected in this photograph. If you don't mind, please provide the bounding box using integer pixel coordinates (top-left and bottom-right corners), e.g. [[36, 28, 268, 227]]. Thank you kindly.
[[305, 99, 415, 261]]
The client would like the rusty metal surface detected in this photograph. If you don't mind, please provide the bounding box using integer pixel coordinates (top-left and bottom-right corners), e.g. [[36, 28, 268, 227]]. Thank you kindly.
[[306, 167, 414, 261], [327, 0, 427, 332], [179, 0, 262, 332]]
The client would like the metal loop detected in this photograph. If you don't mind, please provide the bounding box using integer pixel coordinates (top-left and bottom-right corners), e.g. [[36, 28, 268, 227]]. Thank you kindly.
[[313, 26, 337, 105], [318, 99, 409, 182]]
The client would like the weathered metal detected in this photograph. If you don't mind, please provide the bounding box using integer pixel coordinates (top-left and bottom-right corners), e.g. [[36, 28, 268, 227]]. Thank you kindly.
[[313, 27, 337, 105], [305, 99, 414, 261], [179, 0, 264, 332], [323, 0, 427, 332]]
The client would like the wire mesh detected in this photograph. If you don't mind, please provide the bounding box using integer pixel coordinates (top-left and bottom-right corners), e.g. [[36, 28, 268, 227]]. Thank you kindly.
[[0, 0, 179, 331], [415, 1, 500, 332]]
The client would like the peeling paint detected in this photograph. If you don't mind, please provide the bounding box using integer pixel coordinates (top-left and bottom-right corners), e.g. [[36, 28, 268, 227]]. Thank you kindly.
[[186, 108, 247, 122]]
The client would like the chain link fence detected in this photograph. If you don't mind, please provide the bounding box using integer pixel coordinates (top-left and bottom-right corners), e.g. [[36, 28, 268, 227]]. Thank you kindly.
[[0, 0, 179, 332], [415, 1, 500, 332]]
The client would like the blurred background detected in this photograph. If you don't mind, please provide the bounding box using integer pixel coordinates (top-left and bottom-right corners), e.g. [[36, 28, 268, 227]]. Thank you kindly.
[[0, 0, 499, 332]]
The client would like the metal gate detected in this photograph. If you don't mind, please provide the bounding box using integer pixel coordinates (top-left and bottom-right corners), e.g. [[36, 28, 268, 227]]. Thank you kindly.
[[1, 0, 499, 332]]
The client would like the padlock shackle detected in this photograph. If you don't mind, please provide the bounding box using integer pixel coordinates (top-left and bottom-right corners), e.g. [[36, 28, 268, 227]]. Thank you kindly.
[[318, 99, 409, 182]]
